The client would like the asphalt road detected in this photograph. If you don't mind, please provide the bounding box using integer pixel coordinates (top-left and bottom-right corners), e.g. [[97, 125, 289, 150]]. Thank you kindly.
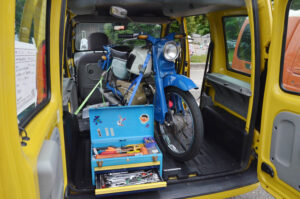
[[189, 63, 274, 199]]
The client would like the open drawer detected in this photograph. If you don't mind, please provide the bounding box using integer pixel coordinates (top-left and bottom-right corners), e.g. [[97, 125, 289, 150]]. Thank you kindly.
[[95, 163, 166, 197]]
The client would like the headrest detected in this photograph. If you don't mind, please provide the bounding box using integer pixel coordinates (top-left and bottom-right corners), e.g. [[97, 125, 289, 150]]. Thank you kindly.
[[88, 32, 109, 51]]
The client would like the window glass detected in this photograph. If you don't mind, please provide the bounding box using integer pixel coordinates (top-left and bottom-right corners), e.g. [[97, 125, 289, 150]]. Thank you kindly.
[[237, 24, 251, 62], [224, 16, 251, 75], [281, 0, 300, 93], [75, 23, 161, 51], [168, 20, 181, 33], [15, 0, 48, 123]]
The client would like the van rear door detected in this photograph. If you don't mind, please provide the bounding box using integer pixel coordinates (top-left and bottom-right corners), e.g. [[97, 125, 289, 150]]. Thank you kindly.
[[258, 0, 300, 198]]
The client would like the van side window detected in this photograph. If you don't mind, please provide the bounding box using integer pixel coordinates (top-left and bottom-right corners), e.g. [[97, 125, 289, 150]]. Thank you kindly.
[[223, 16, 251, 75], [281, 0, 300, 93], [237, 24, 251, 63], [15, 0, 49, 125]]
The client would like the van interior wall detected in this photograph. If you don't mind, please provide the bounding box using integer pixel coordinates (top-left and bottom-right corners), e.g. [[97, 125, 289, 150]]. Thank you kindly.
[[63, 111, 93, 190], [201, 104, 247, 162]]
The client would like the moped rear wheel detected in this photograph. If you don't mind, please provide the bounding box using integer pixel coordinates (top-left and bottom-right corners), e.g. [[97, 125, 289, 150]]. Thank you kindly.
[[157, 86, 204, 161]]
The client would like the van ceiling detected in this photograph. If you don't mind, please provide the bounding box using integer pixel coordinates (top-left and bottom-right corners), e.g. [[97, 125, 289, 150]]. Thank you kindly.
[[68, 0, 245, 17]]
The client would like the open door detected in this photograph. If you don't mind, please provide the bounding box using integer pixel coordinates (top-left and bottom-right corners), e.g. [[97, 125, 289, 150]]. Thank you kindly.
[[258, 0, 300, 198], [0, 0, 68, 198]]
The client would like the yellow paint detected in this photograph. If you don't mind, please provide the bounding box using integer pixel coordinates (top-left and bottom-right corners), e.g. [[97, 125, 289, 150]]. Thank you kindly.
[[94, 162, 160, 172], [95, 182, 167, 195], [0, 0, 68, 198], [206, 0, 272, 134], [257, 0, 300, 198], [206, 8, 252, 123], [168, 176, 178, 180], [188, 173, 197, 178], [183, 17, 191, 77], [214, 101, 247, 122], [161, 24, 168, 38], [189, 183, 259, 199], [3, 0, 296, 198], [207, 8, 250, 84]]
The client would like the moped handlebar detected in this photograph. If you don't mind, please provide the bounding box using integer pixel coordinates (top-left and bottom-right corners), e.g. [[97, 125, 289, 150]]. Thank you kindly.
[[118, 34, 135, 39], [118, 33, 148, 39], [118, 33, 184, 40]]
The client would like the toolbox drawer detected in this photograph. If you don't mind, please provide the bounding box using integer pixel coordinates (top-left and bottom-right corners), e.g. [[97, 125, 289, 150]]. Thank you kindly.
[[95, 167, 166, 197], [89, 105, 166, 196]]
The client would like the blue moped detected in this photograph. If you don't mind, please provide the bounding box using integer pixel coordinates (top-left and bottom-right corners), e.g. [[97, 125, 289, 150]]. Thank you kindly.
[[101, 32, 204, 161]]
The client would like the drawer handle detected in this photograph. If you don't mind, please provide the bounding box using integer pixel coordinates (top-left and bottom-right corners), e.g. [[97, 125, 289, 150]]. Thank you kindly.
[[97, 161, 103, 167], [152, 156, 158, 162]]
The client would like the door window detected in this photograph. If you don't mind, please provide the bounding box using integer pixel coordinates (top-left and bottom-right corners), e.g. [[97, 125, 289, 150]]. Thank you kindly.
[[223, 16, 251, 75], [281, 0, 300, 93], [15, 0, 49, 125]]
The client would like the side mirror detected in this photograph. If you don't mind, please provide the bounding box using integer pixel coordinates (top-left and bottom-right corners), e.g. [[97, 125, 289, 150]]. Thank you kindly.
[[110, 6, 128, 19]]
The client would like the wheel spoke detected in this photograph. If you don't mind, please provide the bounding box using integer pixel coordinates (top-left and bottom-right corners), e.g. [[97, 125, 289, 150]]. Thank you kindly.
[[160, 90, 195, 155]]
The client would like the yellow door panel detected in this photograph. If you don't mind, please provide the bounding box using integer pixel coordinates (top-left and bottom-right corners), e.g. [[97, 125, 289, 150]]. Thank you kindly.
[[258, 0, 300, 198], [0, 0, 68, 198]]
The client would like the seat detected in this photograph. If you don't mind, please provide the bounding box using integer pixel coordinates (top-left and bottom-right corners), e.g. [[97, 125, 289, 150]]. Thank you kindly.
[[77, 32, 109, 105]]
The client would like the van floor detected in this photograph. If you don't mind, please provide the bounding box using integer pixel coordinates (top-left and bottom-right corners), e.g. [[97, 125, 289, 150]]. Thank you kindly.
[[162, 140, 241, 183], [71, 133, 241, 190]]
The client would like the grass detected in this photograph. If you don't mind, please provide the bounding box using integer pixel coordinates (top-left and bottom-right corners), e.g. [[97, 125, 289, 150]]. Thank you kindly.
[[190, 54, 207, 63]]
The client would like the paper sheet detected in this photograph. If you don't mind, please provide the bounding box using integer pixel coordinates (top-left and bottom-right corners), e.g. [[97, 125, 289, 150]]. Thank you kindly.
[[15, 41, 37, 115]]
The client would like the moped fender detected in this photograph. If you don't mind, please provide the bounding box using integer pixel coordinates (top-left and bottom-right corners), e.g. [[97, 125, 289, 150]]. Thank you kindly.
[[163, 74, 198, 91]]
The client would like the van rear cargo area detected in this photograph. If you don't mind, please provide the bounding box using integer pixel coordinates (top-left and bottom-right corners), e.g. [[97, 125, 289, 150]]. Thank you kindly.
[[68, 133, 241, 190], [63, 104, 256, 198]]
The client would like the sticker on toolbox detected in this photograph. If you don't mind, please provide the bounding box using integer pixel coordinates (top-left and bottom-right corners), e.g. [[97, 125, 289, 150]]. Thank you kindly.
[[117, 115, 126, 126], [93, 116, 102, 125], [97, 129, 102, 137], [89, 105, 154, 143], [139, 114, 149, 124]]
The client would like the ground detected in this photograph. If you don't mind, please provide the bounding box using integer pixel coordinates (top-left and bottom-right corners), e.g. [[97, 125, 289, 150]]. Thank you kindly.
[[189, 63, 274, 199]]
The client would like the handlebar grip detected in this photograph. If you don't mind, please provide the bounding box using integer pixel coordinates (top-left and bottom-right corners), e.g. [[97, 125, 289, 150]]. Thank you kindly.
[[137, 35, 148, 39], [174, 34, 184, 39], [118, 34, 134, 38]]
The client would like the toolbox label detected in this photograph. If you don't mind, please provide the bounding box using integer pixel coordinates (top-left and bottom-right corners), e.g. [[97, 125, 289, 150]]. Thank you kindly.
[[110, 128, 115, 136], [105, 128, 109, 136]]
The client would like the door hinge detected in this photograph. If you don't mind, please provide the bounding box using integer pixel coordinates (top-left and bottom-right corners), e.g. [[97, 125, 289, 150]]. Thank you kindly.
[[261, 162, 274, 177]]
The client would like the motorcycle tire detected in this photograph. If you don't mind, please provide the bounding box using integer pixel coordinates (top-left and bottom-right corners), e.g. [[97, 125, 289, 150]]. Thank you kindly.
[[157, 86, 204, 161]]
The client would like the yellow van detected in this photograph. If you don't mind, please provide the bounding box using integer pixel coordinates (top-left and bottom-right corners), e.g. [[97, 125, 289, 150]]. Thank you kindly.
[[1, 0, 300, 198]]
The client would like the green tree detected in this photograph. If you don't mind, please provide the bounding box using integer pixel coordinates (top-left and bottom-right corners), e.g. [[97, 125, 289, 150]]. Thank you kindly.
[[186, 15, 210, 35], [15, 0, 26, 35], [104, 23, 161, 46], [224, 17, 245, 41]]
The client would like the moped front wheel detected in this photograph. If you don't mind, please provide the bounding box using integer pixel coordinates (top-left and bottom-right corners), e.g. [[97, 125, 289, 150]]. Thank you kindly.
[[157, 86, 204, 161]]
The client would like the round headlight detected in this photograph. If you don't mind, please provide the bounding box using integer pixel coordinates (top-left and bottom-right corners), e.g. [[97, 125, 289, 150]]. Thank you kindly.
[[164, 41, 179, 61]]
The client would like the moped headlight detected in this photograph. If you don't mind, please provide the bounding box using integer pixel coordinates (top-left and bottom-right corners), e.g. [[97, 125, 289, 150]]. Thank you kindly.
[[164, 41, 179, 61]]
